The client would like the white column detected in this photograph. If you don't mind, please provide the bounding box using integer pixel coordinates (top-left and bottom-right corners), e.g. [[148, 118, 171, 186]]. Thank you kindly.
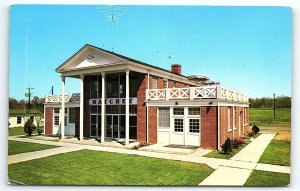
[[79, 74, 84, 141], [232, 104, 235, 139], [61, 76, 65, 139], [125, 70, 130, 145], [101, 72, 106, 143]]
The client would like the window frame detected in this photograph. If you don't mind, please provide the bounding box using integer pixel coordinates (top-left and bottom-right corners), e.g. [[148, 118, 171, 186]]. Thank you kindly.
[[189, 118, 200, 133], [158, 108, 170, 128], [174, 118, 184, 133], [163, 79, 168, 89], [17, 116, 22, 124], [152, 77, 158, 89]]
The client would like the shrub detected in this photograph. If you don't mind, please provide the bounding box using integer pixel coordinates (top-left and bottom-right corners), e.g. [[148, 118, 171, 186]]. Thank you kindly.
[[239, 138, 245, 144], [252, 124, 260, 134], [247, 131, 254, 137], [37, 128, 43, 135], [221, 138, 232, 154], [24, 119, 36, 136]]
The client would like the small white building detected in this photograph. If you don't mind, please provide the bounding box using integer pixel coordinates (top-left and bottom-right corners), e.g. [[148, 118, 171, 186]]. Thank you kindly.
[[9, 110, 43, 128]]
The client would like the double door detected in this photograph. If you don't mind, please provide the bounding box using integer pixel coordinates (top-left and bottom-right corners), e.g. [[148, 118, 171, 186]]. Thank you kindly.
[[106, 115, 125, 139]]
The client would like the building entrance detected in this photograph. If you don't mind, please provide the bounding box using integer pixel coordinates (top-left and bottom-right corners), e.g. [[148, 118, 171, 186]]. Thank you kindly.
[[106, 115, 126, 139]]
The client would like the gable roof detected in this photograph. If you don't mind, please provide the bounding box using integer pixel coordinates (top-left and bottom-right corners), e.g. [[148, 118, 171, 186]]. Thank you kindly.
[[56, 44, 190, 79]]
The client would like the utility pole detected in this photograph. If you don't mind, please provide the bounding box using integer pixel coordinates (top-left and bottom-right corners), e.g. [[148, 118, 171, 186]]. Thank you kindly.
[[273, 93, 276, 119], [25, 87, 34, 113]]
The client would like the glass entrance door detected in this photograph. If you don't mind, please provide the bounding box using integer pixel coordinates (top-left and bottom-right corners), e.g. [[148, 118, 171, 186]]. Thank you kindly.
[[106, 115, 119, 139], [112, 115, 119, 139]]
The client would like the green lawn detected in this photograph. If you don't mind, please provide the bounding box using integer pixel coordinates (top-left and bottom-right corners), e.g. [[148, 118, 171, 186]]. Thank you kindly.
[[204, 139, 250, 159], [9, 127, 26, 136], [249, 107, 291, 127], [8, 140, 58, 155], [204, 134, 260, 159], [244, 170, 290, 186], [8, 150, 213, 185], [259, 140, 291, 166]]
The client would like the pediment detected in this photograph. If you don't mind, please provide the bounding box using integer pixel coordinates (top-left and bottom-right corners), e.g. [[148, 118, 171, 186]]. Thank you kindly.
[[56, 45, 128, 72]]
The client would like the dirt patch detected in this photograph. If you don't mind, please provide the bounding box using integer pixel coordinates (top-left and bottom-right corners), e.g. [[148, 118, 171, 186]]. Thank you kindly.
[[275, 130, 291, 141], [259, 126, 291, 141]]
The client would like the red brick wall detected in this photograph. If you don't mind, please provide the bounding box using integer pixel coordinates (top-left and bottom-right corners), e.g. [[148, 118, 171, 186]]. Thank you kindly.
[[148, 107, 157, 144], [45, 107, 53, 135], [228, 107, 233, 139], [201, 106, 217, 149], [220, 107, 229, 146], [83, 76, 90, 137], [137, 74, 147, 143], [234, 107, 243, 138]]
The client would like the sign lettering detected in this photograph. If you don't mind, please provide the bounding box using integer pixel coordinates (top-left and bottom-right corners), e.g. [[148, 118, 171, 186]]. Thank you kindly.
[[89, 98, 137, 105]]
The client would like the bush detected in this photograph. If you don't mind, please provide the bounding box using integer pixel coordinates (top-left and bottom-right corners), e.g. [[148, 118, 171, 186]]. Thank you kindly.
[[232, 138, 245, 149], [37, 128, 43, 135], [221, 138, 232, 154], [252, 124, 260, 134], [24, 119, 36, 136], [247, 131, 255, 137]]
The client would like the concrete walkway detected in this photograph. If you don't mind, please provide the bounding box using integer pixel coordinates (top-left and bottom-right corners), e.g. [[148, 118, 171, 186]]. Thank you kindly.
[[8, 133, 290, 186], [199, 132, 289, 186], [230, 132, 276, 162]]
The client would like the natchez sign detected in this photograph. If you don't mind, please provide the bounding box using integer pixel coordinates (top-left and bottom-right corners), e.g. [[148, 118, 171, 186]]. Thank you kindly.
[[89, 98, 137, 105]]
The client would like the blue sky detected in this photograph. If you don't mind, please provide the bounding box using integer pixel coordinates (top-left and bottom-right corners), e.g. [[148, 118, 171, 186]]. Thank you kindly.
[[9, 5, 292, 100]]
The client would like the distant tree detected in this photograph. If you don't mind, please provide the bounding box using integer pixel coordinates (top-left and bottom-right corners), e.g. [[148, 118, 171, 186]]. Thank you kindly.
[[249, 96, 291, 108]]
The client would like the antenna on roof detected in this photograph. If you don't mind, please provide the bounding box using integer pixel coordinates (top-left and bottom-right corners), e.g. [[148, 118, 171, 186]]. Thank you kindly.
[[98, 6, 126, 52]]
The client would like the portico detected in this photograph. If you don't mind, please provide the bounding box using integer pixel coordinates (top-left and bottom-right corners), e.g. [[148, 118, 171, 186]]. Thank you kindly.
[[60, 70, 132, 145]]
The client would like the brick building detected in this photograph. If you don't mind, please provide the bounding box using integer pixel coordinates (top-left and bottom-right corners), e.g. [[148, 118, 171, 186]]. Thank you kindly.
[[44, 44, 249, 150]]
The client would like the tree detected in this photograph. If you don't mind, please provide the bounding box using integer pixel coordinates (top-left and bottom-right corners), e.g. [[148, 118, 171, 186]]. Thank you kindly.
[[24, 119, 36, 136]]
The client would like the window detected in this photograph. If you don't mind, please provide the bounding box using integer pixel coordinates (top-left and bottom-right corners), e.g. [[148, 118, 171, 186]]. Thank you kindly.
[[228, 107, 232, 132], [163, 79, 168, 88], [17, 116, 21, 124], [69, 108, 75, 123], [54, 108, 60, 114], [174, 119, 184, 132], [152, 77, 157, 89], [65, 116, 67, 126], [54, 116, 59, 126], [30, 116, 34, 123], [173, 108, 184, 115], [158, 108, 170, 128], [188, 108, 200, 115], [173, 81, 176, 88], [189, 119, 200, 133]]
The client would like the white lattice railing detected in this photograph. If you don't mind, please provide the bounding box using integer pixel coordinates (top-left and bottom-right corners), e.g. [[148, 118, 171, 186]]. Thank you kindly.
[[45, 93, 80, 103], [146, 86, 248, 103]]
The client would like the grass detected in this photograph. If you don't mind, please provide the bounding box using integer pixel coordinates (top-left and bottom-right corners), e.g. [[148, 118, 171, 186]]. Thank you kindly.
[[249, 107, 291, 127], [8, 140, 58, 155], [204, 133, 260, 159], [244, 170, 290, 186], [9, 127, 26, 136], [259, 140, 291, 166], [204, 139, 250, 159], [8, 150, 213, 185]]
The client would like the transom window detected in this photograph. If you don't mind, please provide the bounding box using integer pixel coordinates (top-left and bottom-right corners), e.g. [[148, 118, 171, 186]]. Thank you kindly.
[[17, 116, 21, 124], [174, 119, 184, 132], [158, 108, 170, 128], [54, 108, 60, 114], [173, 108, 184, 115], [189, 119, 200, 133], [188, 108, 200, 115]]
